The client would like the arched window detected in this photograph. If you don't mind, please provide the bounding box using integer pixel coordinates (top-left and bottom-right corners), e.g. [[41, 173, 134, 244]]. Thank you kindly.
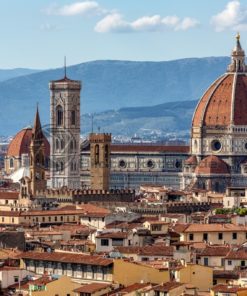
[[95, 144, 99, 165], [56, 162, 59, 172], [60, 162, 64, 172], [71, 110, 76, 125], [70, 140, 74, 151], [74, 162, 76, 171], [61, 139, 64, 150], [9, 158, 14, 168], [56, 105, 63, 126], [35, 155, 40, 165], [56, 139, 60, 151]]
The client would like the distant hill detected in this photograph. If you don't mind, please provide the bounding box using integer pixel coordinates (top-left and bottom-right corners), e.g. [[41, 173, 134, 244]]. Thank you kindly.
[[82, 100, 197, 138], [0, 68, 40, 82], [0, 57, 230, 136]]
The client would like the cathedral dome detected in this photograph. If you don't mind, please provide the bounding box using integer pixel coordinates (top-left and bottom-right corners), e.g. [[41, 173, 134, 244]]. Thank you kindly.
[[7, 127, 50, 158], [192, 34, 247, 128], [195, 155, 229, 175]]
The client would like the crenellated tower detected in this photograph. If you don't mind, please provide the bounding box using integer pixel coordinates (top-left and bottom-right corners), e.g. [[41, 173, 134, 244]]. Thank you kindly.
[[89, 133, 111, 191]]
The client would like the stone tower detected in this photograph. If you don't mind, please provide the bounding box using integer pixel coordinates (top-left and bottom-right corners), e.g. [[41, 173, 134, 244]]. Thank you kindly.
[[49, 74, 81, 189], [30, 107, 46, 196], [89, 133, 111, 191]]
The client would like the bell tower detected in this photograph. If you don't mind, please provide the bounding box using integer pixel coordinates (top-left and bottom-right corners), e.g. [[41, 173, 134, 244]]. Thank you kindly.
[[89, 133, 111, 191], [49, 71, 81, 189], [30, 107, 46, 196]]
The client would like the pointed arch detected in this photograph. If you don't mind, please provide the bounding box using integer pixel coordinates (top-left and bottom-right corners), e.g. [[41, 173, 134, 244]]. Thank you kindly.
[[56, 105, 64, 126]]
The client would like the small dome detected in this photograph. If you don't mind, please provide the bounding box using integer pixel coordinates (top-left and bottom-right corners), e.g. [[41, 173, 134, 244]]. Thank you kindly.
[[7, 127, 50, 158], [184, 155, 198, 165], [195, 155, 229, 175]]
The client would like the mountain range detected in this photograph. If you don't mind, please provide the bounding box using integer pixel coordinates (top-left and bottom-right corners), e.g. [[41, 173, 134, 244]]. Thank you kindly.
[[0, 57, 230, 136]]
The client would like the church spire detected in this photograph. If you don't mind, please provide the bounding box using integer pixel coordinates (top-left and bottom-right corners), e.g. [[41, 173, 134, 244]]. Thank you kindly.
[[32, 105, 44, 141], [227, 33, 246, 72]]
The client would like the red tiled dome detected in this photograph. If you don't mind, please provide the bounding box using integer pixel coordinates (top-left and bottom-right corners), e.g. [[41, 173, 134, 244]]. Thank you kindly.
[[192, 73, 247, 127], [193, 36, 247, 128], [195, 155, 229, 175], [7, 127, 50, 158]]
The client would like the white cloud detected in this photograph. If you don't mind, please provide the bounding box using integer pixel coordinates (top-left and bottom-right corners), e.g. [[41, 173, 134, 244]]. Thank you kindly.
[[211, 0, 247, 32], [95, 13, 131, 33], [95, 13, 199, 33], [46, 1, 104, 16]]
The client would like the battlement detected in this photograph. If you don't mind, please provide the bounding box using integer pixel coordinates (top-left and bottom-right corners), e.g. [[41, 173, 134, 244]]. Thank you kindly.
[[89, 133, 112, 143], [36, 188, 135, 202]]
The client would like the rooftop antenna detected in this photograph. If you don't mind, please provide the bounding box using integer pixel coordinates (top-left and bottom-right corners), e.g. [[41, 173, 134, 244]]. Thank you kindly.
[[98, 126, 101, 133], [64, 56, 67, 78], [91, 113, 94, 133]]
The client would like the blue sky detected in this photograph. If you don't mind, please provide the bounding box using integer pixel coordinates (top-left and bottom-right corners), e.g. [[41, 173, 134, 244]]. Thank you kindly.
[[1, 0, 247, 69]]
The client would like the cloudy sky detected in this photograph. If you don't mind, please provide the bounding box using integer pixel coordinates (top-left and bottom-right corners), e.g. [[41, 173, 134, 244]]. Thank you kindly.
[[1, 0, 247, 68]]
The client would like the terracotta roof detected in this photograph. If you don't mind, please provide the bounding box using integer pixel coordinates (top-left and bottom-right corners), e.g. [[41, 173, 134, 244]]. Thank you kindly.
[[225, 248, 247, 259], [115, 245, 174, 257], [7, 127, 50, 158], [193, 73, 247, 127], [0, 191, 19, 200], [21, 204, 110, 217], [50, 76, 81, 84], [0, 211, 21, 217], [184, 223, 247, 233], [74, 283, 110, 293], [153, 282, 184, 292], [19, 251, 113, 266], [171, 223, 189, 233], [195, 155, 230, 175], [111, 144, 189, 153], [184, 155, 198, 165], [213, 270, 240, 280], [120, 283, 151, 293], [211, 284, 247, 293], [96, 232, 128, 239], [200, 245, 230, 257]]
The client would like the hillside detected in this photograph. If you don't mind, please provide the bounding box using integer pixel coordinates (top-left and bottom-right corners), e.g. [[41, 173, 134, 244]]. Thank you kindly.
[[0, 57, 230, 136], [82, 100, 197, 139]]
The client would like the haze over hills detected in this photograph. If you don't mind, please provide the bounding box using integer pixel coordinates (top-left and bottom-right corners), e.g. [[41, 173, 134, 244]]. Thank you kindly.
[[0, 68, 40, 82], [0, 57, 230, 136]]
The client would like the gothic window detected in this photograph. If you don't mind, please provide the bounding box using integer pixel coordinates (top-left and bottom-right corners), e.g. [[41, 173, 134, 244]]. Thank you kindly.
[[95, 145, 99, 165], [56, 162, 59, 172], [36, 155, 40, 165], [56, 139, 60, 151], [61, 139, 64, 150], [71, 110, 76, 125], [56, 105, 64, 126], [70, 140, 74, 152], [60, 162, 64, 172], [9, 158, 14, 168], [74, 162, 76, 171]]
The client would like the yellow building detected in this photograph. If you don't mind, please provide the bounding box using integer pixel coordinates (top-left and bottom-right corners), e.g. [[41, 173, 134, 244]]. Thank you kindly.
[[175, 263, 213, 292], [113, 259, 170, 286], [179, 224, 247, 245], [31, 276, 81, 296]]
